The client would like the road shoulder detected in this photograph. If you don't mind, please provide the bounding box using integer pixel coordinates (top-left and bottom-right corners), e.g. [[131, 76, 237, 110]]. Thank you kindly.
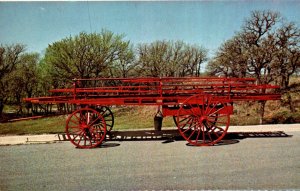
[[0, 123, 299, 146]]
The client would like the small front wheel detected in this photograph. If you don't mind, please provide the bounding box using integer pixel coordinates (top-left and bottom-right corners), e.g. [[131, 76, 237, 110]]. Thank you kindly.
[[95, 106, 114, 132], [66, 108, 107, 149]]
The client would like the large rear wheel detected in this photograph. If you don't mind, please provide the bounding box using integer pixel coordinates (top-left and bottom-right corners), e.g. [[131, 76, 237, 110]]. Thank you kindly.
[[176, 95, 230, 146]]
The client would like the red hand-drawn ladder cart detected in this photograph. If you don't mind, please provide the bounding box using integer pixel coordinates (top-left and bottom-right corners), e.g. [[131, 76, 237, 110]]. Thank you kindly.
[[24, 77, 280, 148]]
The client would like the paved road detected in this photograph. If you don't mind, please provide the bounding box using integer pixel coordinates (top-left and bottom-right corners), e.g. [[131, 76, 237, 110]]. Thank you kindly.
[[1, 131, 299, 190]]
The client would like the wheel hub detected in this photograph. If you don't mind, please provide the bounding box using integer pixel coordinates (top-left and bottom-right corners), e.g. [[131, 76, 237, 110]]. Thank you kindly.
[[199, 116, 208, 123], [80, 123, 89, 129]]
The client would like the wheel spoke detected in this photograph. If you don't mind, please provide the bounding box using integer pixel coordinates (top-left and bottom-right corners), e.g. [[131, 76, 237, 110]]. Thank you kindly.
[[69, 120, 80, 127], [181, 118, 194, 133], [70, 129, 82, 135], [207, 130, 213, 142], [72, 130, 84, 142], [95, 106, 114, 132], [192, 104, 198, 113], [195, 128, 201, 144], [183, 106, 194, 115], [89, 136, 93, 146], [177, 95, 230, 146], [178, 116, 193, 129], [215, 125, 225, 132], [179, 115, 191, 123], [187, 129, 196, 140], [207, 119, 227, 125], [103, 112, 110, 118], [206, 101, 217, 115], [71, 114, 81, 124], [89, 115, 102, 126], [68, 125, 81, 129], [79, 110, 84, 121], [77, 132, 85, 145], [212, 130, 221, 138], [210, 106, 225, 116], [66, 108, 107, 149]]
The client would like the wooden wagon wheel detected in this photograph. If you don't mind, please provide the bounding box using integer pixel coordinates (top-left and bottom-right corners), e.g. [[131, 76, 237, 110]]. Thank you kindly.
[[176, 95, 230, 146], [95, 106, 114, 132], [66, 108, 107, 149]]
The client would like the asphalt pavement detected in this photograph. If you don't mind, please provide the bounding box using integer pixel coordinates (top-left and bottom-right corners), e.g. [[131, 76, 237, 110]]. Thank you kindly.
[[0, 124, 299, 190], [0, 124, 299, 145]]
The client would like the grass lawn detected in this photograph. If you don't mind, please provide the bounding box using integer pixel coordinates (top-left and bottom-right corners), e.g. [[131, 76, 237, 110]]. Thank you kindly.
[[0, 102, 299, 135], [0, 106, 176, 135], [0, 116, 66, 135]]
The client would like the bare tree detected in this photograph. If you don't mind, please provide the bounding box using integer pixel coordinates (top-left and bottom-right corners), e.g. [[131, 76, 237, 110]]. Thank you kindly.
[[136, 40, 208, 77], [207, 10, 300, 123], [0, 44, 25, 79], [113, 44, 135, 78], [274, 23, 300, 89], [0, 44, 26, 116]]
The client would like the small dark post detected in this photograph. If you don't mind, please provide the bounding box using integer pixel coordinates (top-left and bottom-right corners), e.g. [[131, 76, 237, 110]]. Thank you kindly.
[[154, 106, 163, 131]]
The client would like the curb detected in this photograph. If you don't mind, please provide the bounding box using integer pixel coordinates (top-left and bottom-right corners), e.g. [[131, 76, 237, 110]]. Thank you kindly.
[[0, 134, 63, 146], [0, 124, 299, 146]]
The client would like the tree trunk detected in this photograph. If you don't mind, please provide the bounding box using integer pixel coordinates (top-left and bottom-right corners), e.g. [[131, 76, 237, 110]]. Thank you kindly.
[[0, 100, 4, 118], [259, 101, 266, 125], [287, 93, 295, 113]]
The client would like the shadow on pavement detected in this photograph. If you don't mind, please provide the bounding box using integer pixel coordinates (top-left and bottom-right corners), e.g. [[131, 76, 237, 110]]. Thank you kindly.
[[112, 130, 291, 146], [100, 142, 121, 148], [58, 129, 292, 147]]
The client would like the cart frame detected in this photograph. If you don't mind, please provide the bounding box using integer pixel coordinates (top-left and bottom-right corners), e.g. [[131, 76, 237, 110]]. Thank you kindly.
[[24, 77, 280, 148]]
